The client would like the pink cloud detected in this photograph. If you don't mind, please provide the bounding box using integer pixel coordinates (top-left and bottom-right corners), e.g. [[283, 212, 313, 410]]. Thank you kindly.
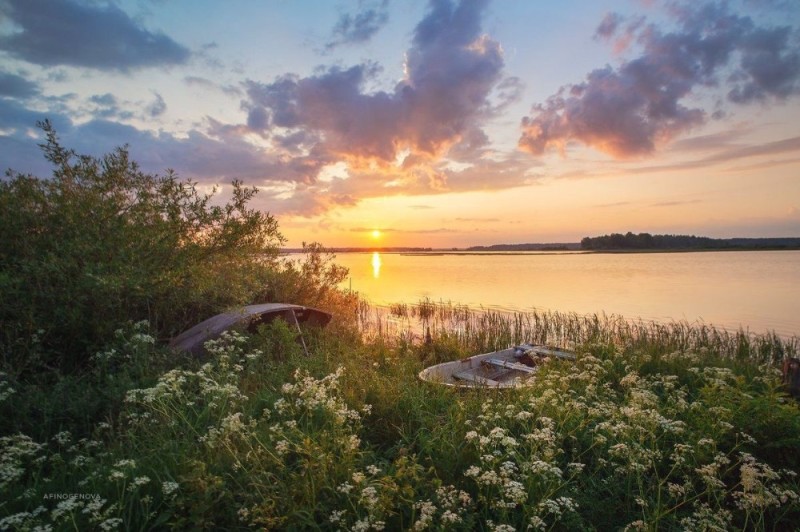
[[244, 0, 505, 175], [520, 1, 800, 159]]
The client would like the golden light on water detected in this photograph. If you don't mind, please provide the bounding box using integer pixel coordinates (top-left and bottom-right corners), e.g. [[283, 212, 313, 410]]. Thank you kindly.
[[371, 252, 382, 278]]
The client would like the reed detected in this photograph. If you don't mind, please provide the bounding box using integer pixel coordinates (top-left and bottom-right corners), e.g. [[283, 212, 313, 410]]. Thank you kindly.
[[370, 299, 798, 366]]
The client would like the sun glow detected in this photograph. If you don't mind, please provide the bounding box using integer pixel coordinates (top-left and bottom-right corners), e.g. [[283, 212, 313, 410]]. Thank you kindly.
[[371, 229, 382, 240], [371, 252, 382, 278]]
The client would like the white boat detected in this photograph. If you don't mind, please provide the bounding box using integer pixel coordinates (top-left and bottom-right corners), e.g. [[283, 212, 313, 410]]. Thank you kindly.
[[418, 344, 576, 388]]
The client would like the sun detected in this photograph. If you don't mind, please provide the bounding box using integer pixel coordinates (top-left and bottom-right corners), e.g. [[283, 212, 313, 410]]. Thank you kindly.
[[371, 229, 382, 240]]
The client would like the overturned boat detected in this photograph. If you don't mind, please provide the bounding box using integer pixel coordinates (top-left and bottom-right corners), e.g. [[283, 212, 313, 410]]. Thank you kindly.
[[418, 344, 576, 388], [170, 303, 332, 357]]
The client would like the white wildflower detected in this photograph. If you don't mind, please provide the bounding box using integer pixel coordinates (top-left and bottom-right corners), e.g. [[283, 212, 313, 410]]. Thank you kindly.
[[162, 481, 179, 496], [360, 486, 379, 508], [99, 517, 124, 531], [413, 500, 436, 530]]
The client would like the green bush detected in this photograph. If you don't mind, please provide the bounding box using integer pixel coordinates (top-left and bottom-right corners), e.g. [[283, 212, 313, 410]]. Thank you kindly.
[[0, 121, 284, 372]]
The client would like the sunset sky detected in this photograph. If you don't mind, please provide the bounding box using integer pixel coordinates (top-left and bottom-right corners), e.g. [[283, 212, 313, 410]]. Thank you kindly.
[[1, 0, 799, 248]]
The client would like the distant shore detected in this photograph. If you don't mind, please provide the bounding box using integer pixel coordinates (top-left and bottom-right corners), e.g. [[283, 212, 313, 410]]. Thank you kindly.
[[283, 246, 799, 255], [281, 234, 800, 255]]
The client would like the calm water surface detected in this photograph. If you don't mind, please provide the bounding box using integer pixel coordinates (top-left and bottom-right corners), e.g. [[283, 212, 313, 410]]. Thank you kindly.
[[333, 250, 800, 337]]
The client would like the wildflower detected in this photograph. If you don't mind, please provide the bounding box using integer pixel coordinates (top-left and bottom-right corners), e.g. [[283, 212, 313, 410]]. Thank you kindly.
[[127, 476, 151, 492], [413, 500, 436, 530], [162, 481, 179, 496], [465, 465, 481, 477], [82, 497, 107, 515], [360, 486, 379, 508], [366, 464, 381, 475], [52, 431, 72, 445], [567, 462, 585, 475], [514, 410, 534, 421], [502, 479, 527, 505], [529, 516, 546, 531], [352, 518, 370, 531], [329, 509, 346, 524], [441, 510, 461, 524], [0, 376, 16, 402], [476, 469, 501, 486], [738, 431, 757, 445], [345, 435, 361, 451], [489, 427, 506, 440], [51, 498, 84, 520], [623, 521, 646, 531], [679, 503, 731, 531], [337, 482, 354, 494], [99, 517, 124, 531], [0, 513, 32, 530], [275, 440, 290, 456]]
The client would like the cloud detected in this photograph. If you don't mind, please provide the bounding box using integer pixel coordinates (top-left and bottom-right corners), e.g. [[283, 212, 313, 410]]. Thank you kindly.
[[0, 71, 40, 99], [728, 25, 800, 103], [326, 0, 390, 49], [183, 76, 242, 97], [244, 0, 504, 180], [349, 226, 458, 234], [666, 128, 751, 153], [145, 92, 166, 118], [634, 135, 800, 173], [520, 1, 800, 159], [0, 0, 190, 71], [553, 134, 800, 181], [0, 96, 70, 134], [2, 1, 530, 219], [86, 92, 135, 120], [0, 109, 335, 191], [651, 199, 702, 207]]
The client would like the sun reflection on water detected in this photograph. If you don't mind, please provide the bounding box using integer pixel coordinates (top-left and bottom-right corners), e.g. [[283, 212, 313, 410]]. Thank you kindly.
[[371, 252, 382, 279]]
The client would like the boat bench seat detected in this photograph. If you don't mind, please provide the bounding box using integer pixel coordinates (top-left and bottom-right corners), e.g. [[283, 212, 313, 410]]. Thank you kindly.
[[485, 358, 538, 374], [453, 371, 501, 386]]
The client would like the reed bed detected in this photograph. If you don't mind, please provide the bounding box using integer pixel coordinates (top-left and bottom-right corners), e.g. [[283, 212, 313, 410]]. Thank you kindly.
[[369, 300, 798, 366]]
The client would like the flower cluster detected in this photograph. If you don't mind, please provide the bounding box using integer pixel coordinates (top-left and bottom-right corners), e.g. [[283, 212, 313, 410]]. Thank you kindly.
[[124, 331, 258, 425], [462, 399, 579, 528], [412, 485, 472, 530]]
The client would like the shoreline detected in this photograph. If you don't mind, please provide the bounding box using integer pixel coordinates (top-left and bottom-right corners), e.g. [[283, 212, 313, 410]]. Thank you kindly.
[[282, 247, 800, 256], [396, 247, 799, 256]]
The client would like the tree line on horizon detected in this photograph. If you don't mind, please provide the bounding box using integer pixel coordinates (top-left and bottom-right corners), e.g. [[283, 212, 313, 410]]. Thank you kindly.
[[580, 232, 800, 250]]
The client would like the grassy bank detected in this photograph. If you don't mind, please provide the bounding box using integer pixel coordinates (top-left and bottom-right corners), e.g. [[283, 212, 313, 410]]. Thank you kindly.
[[2, 302, 799, 531]]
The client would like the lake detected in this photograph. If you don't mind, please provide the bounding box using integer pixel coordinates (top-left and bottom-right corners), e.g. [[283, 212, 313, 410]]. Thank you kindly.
[[333, 250, 800, 337]]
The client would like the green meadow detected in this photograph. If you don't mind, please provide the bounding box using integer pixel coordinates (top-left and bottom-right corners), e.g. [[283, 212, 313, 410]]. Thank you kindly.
[[2, 128, 799, 530]]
